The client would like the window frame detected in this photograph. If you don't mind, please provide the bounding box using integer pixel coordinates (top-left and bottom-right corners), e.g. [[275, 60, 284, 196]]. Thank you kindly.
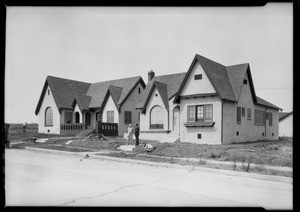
[[268, 112, 273, 127], [45, 107, 53, 126], [254, 109, 266, 126], [247, 108, 251, 120], [194, 74, 202, 80], [187, 104, 213, 123], [107, 110, 114, 123], [150, 105, 164, 129], [124, 111, 132, 124], [237, 106, 241, 124], [64, 111, 73, 124]]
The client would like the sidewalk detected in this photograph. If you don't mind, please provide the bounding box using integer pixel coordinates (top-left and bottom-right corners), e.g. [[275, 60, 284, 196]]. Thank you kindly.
[[21, 146, 292, 184]]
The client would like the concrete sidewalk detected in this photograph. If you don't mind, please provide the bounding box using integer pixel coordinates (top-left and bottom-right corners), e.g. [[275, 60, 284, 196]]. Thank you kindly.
[[22, 146, 292, 184]]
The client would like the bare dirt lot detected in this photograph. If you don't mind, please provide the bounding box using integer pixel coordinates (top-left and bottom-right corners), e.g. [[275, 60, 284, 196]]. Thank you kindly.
[[7, 123, 293, 177]]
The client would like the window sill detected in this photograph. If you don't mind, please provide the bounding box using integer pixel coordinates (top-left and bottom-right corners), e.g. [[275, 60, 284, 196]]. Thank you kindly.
[[184, 122, 215, 127]]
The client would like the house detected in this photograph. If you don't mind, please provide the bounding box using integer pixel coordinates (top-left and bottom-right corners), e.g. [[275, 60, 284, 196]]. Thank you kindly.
[[137, 54, 282, 144], [279, 111, 293, 137], [35, 75, 146, 136]]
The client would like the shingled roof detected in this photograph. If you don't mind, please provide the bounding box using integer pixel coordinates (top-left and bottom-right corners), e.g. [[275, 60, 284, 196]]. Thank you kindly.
[[137, 72, 186, 112], [173, 54, 281, 110], [35, 75, 145, 115], [87, 76, 145, 108], [279, 111, 293, 121]]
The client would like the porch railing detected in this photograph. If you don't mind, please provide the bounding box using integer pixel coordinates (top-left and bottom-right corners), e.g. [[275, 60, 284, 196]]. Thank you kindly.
[[97, 122, 118, 136], [60, 123, 86, 132]]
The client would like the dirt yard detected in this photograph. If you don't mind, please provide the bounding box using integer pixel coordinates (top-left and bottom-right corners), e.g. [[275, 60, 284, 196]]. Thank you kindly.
[[7, 123, 293, 168]]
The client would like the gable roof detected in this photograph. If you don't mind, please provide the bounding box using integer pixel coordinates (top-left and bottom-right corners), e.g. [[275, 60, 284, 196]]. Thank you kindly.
[[35, 75, 145, 115], [35, 76, 91, 115], [137, 72, 186, 112], [173, 54, 281, 110], [86, 76, 145, 108], [279, 111, 293, 121], [100, 85, 123, 112], [256, 96, 282, 110]]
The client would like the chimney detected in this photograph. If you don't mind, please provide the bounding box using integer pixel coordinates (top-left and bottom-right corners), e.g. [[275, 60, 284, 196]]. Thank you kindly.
[[148, 69, 155, 82]]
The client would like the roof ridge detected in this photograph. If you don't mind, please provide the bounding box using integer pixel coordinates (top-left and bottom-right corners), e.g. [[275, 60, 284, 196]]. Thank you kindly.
[[225, 63, 249, 68], [153, 72, 186, 79], [196, 54, 226, 67], [91, 76, 141, 85], [47, 75, 91, 84]]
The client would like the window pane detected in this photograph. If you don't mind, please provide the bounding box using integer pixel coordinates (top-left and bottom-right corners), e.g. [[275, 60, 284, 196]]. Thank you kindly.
[[45, 107, 53, 126], [247, 108, 251, 120], [187, 106, 196, 122], [237, 106, 241, 124], [204, 105, 213, 121], [197, 106, 204, 121]]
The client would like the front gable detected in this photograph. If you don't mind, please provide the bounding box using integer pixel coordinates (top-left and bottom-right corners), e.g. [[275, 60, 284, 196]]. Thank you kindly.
[[101, 94, 119, 123], [180, 61, 216, 96]]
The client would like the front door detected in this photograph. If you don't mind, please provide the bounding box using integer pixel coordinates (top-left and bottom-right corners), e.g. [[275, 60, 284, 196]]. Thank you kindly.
[[173, 106, 180, 135]]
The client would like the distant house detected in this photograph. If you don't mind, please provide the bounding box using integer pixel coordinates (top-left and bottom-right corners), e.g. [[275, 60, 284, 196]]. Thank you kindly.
[[137, 54, 282, 144], [279, 111, 293, 137], [35, 75, 145, 136]]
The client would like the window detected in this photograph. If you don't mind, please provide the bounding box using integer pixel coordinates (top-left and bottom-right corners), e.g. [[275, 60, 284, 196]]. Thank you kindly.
[[269, 112, 273, 127], [124, 111, 132, 124], [254, 110, 265, 126], [194, 74, 202, 80], [45, 107, 53, 126], [64, 111, 73, 123], [242, 107, 245, 116], [150, 105, 164, 129], [48, 89, 50, 95], [243, 79, 248, 84], [96, 112, 101, 121], [247, 108, 251, 120], [138, 87, 141, 94], [187, 104, 213, 122], [107, 111, 114, 123], [237, 106, 241, 124], [138, 111, 140, 121]]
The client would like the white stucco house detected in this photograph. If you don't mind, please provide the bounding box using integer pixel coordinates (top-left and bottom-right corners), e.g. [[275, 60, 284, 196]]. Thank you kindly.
[[35, 75, 145, 136], [137, 54, 282, 144], [279, 112, 293, 137]]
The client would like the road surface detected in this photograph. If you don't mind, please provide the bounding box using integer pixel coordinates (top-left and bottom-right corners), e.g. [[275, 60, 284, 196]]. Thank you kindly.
[[5, 149, 292, 209]]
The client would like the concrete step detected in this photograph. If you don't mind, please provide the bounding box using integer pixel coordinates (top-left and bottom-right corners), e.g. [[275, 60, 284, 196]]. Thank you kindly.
[[117, 145, 136, 151]]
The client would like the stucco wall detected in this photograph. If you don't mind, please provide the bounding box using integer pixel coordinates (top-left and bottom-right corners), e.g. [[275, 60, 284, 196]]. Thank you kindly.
[[119, 82, 144, 136], [37, 86, 61, 134], [102, 95, 119, 124], [139, 87, 169, 140], [180, 62, 216, 96], [179, 96, 222, 144], [279, 114, 293, 137], [222, 73, 279, 144]]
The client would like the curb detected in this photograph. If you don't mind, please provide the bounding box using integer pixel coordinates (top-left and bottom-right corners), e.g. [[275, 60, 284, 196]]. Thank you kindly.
[[23, 146, 292, 184]]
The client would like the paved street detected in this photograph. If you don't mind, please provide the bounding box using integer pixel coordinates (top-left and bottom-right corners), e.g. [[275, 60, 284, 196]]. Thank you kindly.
[[5, 149, 292, 209]]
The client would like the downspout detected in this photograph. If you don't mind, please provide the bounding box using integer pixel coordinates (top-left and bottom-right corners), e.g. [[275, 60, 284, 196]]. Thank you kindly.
[[264, 107, 269, 138], [221, 100, 225, 144], [167, 107, 170, 133]]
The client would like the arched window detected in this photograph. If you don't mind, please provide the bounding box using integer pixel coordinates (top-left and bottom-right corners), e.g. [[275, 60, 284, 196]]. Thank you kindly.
[[150, 105, 164, 129], [45, 107, 53, 126]]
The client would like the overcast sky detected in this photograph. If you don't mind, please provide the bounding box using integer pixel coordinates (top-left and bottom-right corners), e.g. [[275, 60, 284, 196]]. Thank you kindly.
[[5, 3, 293, 123]]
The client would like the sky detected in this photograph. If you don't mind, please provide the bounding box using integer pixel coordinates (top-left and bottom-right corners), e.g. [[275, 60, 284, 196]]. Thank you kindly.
[[5, 4, 293, 123]]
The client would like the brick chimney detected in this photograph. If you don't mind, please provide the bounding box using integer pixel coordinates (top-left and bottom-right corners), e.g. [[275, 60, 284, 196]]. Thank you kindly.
[[148, 69, 155, 82]]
